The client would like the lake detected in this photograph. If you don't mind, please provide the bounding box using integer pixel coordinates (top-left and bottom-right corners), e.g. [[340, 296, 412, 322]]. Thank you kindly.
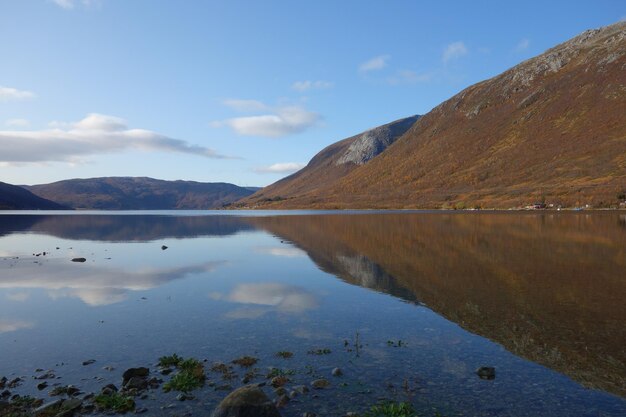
[[0, 211, 625, 416]]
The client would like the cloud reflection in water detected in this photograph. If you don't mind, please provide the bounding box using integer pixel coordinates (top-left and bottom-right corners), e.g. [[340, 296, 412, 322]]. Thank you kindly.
[[213, 283, 319, 319], [0, 259, 223, 306]]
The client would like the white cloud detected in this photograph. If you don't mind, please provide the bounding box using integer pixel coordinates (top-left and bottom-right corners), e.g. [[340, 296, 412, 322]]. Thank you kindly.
[[51, 0, 100, 9], [0, 86, 35, 101], [52, 0, 74, 9], [0, 113, 228, 163], [443, 41, 468, 63], [291, 80, 333, 92], [255, 162, 305, 174], [387, 70, 433, 85], [223, 99, 269, 112], [214, 104, 320, 138], [5, 118, 30, 128], [359, 55, 390, 72], [515, 38, 530, 52]]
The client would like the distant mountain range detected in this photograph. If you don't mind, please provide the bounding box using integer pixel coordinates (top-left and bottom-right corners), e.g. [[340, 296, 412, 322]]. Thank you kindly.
[[0, 182, 68, 210], [242, 21, 626, 209], [19, 177, 255, 210]]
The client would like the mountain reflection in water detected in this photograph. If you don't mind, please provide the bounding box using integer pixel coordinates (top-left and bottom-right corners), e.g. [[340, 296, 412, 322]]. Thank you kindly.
[[249, 213, 626, 398], [0, 211, 624, 401]]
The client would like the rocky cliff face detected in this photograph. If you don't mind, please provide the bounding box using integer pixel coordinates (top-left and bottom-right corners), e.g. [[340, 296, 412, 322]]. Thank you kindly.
[[246, 21, 626, 209], [336, 116, 420, 165]]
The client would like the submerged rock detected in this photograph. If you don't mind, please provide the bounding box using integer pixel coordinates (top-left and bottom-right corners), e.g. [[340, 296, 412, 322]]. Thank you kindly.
[[310, 379, 330, 389], [331, 367, 343, 377], [476, 366, 496, 380], [71, 258, 86, 263], [212, 385, 281, 417]]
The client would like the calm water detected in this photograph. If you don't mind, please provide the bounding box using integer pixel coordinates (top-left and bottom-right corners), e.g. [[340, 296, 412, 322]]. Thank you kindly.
[[0, 211, 624, 416]]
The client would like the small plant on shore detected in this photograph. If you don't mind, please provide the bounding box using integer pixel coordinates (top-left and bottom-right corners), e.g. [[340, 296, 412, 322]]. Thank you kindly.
[[365, 401, 416, 417], [232, 356, 258, 368], [163, 371, 204, 393], [276, 351, 293, 359], [158, 353, 183, 368], [162, 355, 206, 393], [94, 392, 135, 413], [10, 395, 43, 409]]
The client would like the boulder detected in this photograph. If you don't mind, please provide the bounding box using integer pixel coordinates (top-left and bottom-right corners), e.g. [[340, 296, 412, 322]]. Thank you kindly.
[[122, 367, 149, 385], [212, 385, 281, 417]]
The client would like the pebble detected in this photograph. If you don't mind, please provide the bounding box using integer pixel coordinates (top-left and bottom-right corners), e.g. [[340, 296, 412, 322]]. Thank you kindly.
[[311, 378, 330, 389]]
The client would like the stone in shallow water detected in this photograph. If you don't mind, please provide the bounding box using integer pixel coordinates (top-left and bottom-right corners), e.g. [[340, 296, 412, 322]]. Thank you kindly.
[[71, 258, 86, 262], [310, 379, 330, 389], [122, 367, 149, 385], [476, 366, 496, 380], [212, 385, 281, 417]]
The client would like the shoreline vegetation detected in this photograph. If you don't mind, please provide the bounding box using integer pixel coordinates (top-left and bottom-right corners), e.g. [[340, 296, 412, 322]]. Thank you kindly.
[[0, 350, 454, 417]]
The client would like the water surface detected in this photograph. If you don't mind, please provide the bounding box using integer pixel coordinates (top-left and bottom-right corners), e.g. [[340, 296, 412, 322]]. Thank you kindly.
[[1, 211, 624, 416]]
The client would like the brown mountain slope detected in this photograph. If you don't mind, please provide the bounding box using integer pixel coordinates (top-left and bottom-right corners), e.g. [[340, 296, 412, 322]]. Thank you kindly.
[[249, 22, 626, 209], [241, 115, 419, 205]]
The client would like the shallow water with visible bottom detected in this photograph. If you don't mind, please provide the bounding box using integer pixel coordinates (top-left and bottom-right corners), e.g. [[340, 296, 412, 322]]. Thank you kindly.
[[0, 211, 625, 416]]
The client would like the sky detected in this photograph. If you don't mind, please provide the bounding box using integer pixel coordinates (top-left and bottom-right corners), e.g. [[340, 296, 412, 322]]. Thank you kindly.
[[1, 0, 624, 187]]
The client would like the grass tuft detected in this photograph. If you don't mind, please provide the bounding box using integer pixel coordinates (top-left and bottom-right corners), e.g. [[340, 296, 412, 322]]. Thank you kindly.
[[158, 353, 183, 368], [94, 393, 135, 413], [160, 354, 206, 393], [365, 401, 416, 417]]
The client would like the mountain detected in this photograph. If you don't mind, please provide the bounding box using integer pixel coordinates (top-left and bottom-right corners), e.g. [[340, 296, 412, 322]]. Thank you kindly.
[[26, 177, 255, 210], [0, 182, 68, 210], [243, 22, 626, 209], [242, 115, 420, 205]]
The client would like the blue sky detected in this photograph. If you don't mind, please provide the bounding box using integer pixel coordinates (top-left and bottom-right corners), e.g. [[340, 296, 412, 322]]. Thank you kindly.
[[1, 0, 624, 186]]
